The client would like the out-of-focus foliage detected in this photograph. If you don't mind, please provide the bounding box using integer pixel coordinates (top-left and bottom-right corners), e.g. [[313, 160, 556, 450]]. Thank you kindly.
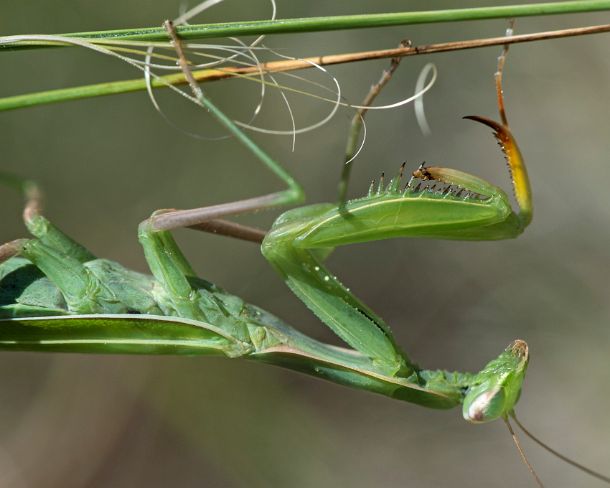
[[1, 1, 609, 487]]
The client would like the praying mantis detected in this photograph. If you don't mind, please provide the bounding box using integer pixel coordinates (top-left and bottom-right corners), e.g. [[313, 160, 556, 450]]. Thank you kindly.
[[0, 21, 608, 486]]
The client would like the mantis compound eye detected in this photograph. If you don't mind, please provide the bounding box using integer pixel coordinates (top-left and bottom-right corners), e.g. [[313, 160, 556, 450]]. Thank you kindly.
[[463, 386, 507, 423]]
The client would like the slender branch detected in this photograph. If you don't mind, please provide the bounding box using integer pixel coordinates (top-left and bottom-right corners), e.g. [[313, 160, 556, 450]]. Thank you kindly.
[[3, 1, 610, 50], [1, 23, 609, 113], [338, 41, 406, 205]]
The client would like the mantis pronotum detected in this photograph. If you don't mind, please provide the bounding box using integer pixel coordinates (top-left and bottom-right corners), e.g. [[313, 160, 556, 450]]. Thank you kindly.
[[0, 19, 607, 486]]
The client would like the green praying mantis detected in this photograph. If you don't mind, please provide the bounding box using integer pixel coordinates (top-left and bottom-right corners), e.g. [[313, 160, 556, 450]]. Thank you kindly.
[[0, 22, 608, 486]]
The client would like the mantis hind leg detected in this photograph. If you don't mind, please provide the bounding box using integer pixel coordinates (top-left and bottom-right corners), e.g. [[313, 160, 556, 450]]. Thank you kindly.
[[0, 177, 105, 313], [0, 239, 27, 264], [0, 175, 95, 263], [1, 179, 164, 315], [0, 230, 112, 314]]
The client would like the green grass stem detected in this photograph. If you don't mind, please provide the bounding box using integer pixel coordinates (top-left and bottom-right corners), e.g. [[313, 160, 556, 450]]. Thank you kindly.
[[3, 1, 610, 50]]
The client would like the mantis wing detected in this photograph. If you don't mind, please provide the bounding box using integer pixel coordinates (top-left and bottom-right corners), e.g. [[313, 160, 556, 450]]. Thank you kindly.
[[0, 314, 249, 357], [0, 313, 461, 410]]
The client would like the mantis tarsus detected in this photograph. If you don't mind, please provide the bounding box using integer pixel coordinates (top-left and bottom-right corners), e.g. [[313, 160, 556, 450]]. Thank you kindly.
[[0, 22, 607, 487]]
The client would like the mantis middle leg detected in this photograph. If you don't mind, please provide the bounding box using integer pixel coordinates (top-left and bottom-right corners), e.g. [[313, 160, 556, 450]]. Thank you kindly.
[[148, 21, 305, 237]]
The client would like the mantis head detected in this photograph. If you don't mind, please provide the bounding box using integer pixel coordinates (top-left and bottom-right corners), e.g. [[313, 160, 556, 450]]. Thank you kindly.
[[462, 340, 610, 486], [462, 340, 529, 424]]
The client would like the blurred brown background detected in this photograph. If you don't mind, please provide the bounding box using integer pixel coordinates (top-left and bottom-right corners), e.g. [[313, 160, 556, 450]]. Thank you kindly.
[[1, 1, 609, 487]]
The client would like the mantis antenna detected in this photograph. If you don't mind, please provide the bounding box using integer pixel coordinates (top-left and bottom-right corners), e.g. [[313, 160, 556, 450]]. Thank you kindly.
[[504, 416, 544, 488], [511, 412, 610, 484], [505, 409, 610, 487]]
